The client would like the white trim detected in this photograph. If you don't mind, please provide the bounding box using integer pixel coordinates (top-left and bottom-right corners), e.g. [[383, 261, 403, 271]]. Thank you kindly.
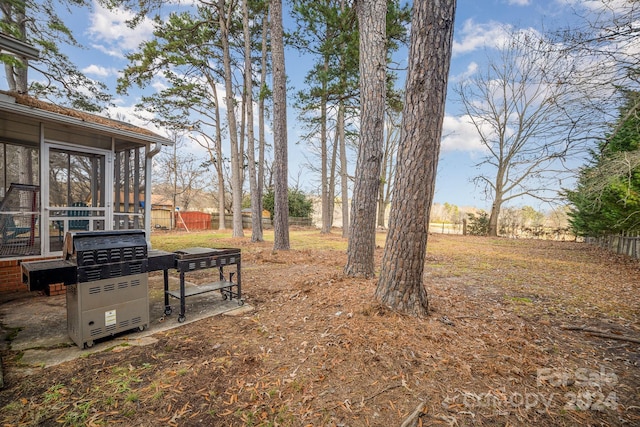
[[144, 145, 153, 245], [45, 139, 112, 156], [43, 142, 111, 256], [40, 122, 49, 255], [105, 138, 114, 231], [0, 33, 39, 60]]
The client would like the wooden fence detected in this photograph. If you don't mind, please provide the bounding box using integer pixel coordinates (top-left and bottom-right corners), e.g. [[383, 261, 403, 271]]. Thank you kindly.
[[585, 234, 640, 259], [152, 212, 311, 230]]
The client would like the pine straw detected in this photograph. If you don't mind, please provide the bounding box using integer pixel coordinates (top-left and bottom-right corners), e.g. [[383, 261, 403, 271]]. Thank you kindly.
[[0, 234, 638, 426]]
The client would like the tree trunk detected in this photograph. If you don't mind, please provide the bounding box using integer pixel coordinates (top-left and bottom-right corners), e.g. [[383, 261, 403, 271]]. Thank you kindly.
[[320, 57, 331, 234], [243, 0, 263, 242], [212, 83, 226, 230], [377, 162, 386, 228], [218, 0, 244, 237], [2, 1, 28, 92], [337, 0, 349, 238], [377, 123, 389, 228], [339, 102, 349, 238], [345, 0, 387, 278], [375, 0, 457, 317], [488, 169, 504, 236], [328, 123, 338, 229], [377, 111, 400, 228], [488, 200, 502, 237], [271, 0, 290, 250], [258, 6, 269, 236]]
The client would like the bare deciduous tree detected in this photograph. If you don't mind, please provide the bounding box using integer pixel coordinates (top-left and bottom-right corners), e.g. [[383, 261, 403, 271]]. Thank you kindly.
[[556, 0, 640, 139], [243, 0, 263, 242], [377, 108, 401, 228], [154, 134, 208, 218], [457, 31, 589, 236]]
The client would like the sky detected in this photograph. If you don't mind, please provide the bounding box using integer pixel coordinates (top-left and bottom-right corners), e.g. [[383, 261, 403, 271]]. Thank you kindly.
[[1, 0, 615, 211]]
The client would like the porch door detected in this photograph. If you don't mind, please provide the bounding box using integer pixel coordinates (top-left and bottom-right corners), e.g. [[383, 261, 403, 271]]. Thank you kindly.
[[43, 143, 112, 255]]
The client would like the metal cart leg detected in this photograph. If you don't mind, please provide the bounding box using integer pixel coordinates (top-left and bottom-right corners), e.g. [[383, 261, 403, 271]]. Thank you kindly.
[[163, 269, 172, 316], [237, 259, 242, 303], [219, 267, 229, 300], [178, 270, 186, 322]]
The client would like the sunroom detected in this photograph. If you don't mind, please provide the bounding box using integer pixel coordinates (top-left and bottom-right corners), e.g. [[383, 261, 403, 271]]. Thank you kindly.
[[0, 91, 172, 264]]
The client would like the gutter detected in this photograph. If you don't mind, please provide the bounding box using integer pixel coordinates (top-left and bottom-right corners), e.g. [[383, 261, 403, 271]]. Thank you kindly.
[[0, 33, 39, 60]]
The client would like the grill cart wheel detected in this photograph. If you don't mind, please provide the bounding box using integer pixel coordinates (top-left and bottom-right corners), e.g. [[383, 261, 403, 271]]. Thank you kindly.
[[164, 307, 173, 316], [178, 315, 186, 323]]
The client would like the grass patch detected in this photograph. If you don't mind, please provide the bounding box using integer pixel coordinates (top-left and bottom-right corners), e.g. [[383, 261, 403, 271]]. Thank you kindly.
[[3, 326, 22, 342], [43, 384, 66, 403], [61, 400, 93, 425], [149, 229, 377, 252], [507, 296, 533, 304]]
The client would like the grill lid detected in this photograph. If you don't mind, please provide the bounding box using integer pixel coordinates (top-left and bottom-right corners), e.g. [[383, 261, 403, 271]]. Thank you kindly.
[[64, 230, 147, 266]]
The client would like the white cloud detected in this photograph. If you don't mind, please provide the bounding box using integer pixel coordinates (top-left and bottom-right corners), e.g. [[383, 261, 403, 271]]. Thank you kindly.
[[441, 115, 488, 153], [507, 0, 530, 5], [555, 0, 633, 14], [81, 64, 117, 77], [453, 19, 512, 56], [450, 61, 479, 83], [104, 103, 167, 136], [151, 80, 168, 93], [87, 0, 156, 57]]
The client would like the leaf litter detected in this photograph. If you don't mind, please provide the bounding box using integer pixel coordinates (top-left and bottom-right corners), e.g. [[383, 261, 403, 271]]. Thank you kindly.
[[0, 233, 638, 426]]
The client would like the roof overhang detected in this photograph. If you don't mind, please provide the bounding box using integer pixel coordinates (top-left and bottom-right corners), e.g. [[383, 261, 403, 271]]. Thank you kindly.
[[0, 33, 39, 60], [0, 94, 173, 147]]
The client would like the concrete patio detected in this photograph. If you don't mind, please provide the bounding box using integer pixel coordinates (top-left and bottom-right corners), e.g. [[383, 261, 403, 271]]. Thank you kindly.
[[0, 272, 252, 384]]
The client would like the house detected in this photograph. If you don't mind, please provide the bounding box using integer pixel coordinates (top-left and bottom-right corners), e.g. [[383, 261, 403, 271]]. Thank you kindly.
[[0, 91, 172, 293]]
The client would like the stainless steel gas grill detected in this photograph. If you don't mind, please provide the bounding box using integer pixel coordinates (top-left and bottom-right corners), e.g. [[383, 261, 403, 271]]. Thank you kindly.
[[65, 230, 149, 348], [22, 230, 152, 348]]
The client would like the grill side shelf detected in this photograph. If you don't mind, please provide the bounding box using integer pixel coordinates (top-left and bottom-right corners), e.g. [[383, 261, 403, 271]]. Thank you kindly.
[[174, 247, 240, 260], [21, 259, 77, 291], [148, 250, 176, 272]]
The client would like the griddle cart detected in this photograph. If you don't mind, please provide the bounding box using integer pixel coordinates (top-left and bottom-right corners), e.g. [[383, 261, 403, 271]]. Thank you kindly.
[[163, 247, 242, 322]]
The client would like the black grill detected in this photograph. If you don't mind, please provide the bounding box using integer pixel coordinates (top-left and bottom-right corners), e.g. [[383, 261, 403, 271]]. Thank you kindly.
[[66, 230, 148, 279]]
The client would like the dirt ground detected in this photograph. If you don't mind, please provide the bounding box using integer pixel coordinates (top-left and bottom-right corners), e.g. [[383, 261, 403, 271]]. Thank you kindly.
[[0, 233, 638, 426]]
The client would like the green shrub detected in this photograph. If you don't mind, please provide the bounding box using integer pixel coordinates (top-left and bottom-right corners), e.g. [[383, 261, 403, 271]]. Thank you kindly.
[[467, 211, 489, 236], [263, 188, 314, 219]]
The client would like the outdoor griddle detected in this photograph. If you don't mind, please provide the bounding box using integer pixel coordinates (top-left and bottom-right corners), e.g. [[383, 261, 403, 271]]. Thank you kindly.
[[164, 247, 242, 323]]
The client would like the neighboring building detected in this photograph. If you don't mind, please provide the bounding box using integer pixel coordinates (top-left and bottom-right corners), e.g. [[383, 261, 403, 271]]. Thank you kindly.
[[150, 194, 173, 230], [0, 91, 172, 293]]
